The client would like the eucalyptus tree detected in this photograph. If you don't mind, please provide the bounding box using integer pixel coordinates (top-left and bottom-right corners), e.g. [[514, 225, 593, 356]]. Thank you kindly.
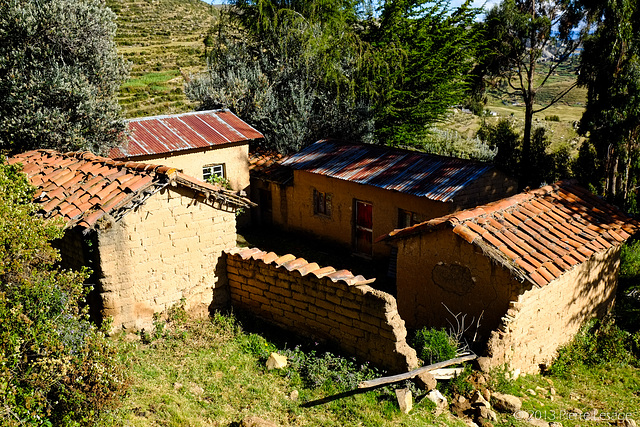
[[480, 0, 584, 186], [0, 0, 129, 155], [574, 0, 640, 210]]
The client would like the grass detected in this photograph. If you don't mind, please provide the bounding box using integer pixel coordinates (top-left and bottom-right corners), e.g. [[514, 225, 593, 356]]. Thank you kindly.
[[114, 311, 467, 427]]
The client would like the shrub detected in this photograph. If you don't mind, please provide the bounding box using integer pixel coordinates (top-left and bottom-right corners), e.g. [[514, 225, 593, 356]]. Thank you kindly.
[[548, 318, 633, 377], [545, 115, 561, 121], [411, 327, 458, 365], [0, 160, 128, 425]]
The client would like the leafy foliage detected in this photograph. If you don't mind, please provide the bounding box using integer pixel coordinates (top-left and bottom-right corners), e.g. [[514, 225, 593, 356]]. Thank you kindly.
[[0, 0, 129, 155], [575, 0, 640, 211], [186, 0, 374, 153], [370, 0, 483, 146], [477, 119, 571, 186], [411, 327, 457, 365], [188, 0, 483, 152], [479, 0, 584, 187], [0, 160, 128, 425]]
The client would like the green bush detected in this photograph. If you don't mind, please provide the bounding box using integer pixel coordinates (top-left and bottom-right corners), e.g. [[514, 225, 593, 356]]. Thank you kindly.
[[0, 161, 129, 426], [548, 318, 633, 377], [411, 327, 458, 365], [545, 114, 560, 121]]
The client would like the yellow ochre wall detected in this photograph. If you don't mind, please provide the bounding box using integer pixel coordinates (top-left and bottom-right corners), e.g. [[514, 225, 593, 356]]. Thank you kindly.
[[282, 169, 516, 258], [94, 185, 238, 332], [119, 143, 250, 192], [393, 229, 621, 374], [394, 229, 521, 338]]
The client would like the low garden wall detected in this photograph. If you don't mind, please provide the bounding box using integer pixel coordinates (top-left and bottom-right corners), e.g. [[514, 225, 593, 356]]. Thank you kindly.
[[224, 247, 419, 373]]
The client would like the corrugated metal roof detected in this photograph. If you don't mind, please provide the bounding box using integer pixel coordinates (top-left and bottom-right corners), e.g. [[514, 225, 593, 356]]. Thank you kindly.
[[281, 140, 494, 202], [110, 110, 264, 159]]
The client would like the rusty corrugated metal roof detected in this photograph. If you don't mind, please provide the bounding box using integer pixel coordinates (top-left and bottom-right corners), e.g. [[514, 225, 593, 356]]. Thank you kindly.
[[281, 140, 494, 202], [110, 110, 264, 159]]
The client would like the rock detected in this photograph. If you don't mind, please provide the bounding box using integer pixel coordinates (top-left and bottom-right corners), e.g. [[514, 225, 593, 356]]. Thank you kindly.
[[550, 387, 556, 396], [569, 392, 580, 401], [476, 406, 498, 422], [426, 389, 448, 415], [414, 371, 437, 391], [478, 420, 494, 427], [512, 369, 521, 380], [395, 388, 413, 414], [450, 395, 472, 418], [241, 416, 279, 427], [491, 392, 522, 413], [476, 356, 493, 373], [173, 382, 183, 390], [266, 353, 287, 370], [465, 419, 480, 427], [527, 389, 537, 396], [621, 419, 637, 427], [536, 386, 547, 394], [514, 410, 530, 421], [470, 390, 491, 408], [527, 417, 549, 427], [549, 423, 563, 427], [289, 390, 299, 401], [481, 388, 491, 403]]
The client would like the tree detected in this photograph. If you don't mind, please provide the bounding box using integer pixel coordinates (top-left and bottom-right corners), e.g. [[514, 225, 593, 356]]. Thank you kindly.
[[0, 159, 128, 425], [0, 0, 129, 156], [369, 0, 483, 146], [186, 0, 374, 153], [480, 0, 583, 186], [575, 0, 640, 211], [187, 0, 483, 152]]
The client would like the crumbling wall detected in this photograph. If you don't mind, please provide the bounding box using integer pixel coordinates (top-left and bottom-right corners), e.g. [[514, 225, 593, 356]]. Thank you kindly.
[[479, 245, 620, 374], [224, 247, 419, 373]]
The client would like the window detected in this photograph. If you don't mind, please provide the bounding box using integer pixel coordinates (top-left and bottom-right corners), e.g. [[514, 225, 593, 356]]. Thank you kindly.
[[398, 209, 425, 229], [313, 189, 332, 217], [202, 163, 225, 183]]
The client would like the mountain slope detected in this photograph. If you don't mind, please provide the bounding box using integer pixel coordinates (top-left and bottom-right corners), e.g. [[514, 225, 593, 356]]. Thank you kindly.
[[107, 0, 219, 118]]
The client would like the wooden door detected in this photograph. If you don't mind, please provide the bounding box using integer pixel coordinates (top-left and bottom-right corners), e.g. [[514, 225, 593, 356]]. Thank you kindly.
[[354, 200, 373, 256]]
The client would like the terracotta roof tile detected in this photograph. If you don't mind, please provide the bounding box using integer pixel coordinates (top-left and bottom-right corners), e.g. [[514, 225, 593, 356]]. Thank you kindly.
[[8, 149, 251, 229], [380, 180, 640, 288]]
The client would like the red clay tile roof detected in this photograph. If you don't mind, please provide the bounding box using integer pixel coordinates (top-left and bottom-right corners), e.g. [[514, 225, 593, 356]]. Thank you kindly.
[[109, 109, 263, 159], [8, 149, 253, 229], [225, 247, 376, 286], [380, 180, 640, 287], [248, 149, 293, 185]]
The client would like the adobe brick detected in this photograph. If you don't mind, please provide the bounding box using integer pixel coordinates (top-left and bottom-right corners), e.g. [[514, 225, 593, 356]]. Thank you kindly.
[[334, 305, 360, 320]]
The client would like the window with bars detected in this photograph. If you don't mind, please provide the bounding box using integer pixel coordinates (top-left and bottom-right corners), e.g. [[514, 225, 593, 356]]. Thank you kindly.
[[202, 163, 225, 183], [313, 189, 332, 217]]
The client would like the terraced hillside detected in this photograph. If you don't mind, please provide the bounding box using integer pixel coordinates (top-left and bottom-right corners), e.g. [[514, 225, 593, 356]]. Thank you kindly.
[[106, 0, 218, 118]]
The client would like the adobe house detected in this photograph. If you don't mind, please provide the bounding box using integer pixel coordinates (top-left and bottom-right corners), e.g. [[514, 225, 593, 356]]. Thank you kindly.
[[109, 109, 264, 193], [9, 150, 253, 332], [254, 139, 517, 259], [378, 180, 640, 373]]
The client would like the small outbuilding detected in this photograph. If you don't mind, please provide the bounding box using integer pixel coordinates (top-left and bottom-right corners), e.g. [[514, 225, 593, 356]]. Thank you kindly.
[[9, 150, 253, 332], [254, 139, 517, 259], [110, 109, 264, 192], [379, 180, 639, 373]]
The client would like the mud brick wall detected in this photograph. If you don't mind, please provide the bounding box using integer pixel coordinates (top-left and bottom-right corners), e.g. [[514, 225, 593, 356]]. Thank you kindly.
[[224, 247, 419, 373], [479, 245, 620, 374], [95, 185, 237, 332]]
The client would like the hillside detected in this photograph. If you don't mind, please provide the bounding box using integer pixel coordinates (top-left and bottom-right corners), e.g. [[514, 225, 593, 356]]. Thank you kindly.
[[107, 0, 219, 118]]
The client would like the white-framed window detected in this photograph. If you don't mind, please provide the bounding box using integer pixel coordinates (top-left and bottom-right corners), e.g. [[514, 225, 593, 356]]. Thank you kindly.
[[203, 163, 225, 182], [313, 189, 332, 217]]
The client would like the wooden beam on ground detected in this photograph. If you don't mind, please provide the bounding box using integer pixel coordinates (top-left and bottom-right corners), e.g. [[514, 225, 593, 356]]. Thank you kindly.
[[357, 353, 477, 389]]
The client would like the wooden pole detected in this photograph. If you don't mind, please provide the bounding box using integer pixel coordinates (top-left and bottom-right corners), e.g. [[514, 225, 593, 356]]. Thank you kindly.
[[357, 353, 477, 389]]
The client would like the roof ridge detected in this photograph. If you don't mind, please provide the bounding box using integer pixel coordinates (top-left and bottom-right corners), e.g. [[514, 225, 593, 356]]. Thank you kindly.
[[63, 150, 179, 178]]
